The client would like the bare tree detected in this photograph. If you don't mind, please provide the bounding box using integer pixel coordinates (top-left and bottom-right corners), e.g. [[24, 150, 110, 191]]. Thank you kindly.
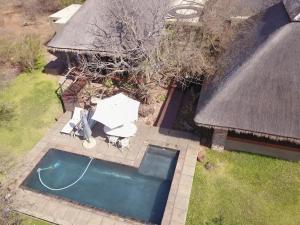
[[78, 0, 171, 82], [75, 0, 221, 91], [75, 0, 258, 100]]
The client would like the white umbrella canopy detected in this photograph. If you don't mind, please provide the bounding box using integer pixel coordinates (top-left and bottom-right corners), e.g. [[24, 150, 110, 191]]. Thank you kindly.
[[92, 93, 140, 129], [103, 122, 137, 138]]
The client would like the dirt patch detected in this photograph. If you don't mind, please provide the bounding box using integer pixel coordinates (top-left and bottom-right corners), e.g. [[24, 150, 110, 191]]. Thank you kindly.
[[0, 5, 54, 41], [0, 67, 20, 89], [0, 3, 55, 88]]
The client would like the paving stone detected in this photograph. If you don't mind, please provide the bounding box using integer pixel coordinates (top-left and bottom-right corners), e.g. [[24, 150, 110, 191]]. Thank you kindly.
[[179, 174, 193, 185], [74, 210, 93, 225], [125, 150, 138, 161], [53, 203, 69, 223], [171, 207, 187, 225], [177, 183, 192, 199], [63, 207, 81, 224], [42, 201, 59, 219], [114, 221, 131, 225], [182, 164, 196, 176], [100, 217, 116, 225], [87, 214, 103, 225], [161, 203, 173, 225], [174, 195, 190, 211], [184, 156, 197, 167], [55, 218, 73, 225], [166, 192, 176, 204]]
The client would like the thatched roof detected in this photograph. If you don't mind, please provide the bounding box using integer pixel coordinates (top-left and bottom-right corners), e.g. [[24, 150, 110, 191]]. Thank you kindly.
[[47, 0, 102, 52], [194, 22, 300, 143], [47, 0, 212, 53], [47, 0, 172, 53], [283, 0, 300, 21]]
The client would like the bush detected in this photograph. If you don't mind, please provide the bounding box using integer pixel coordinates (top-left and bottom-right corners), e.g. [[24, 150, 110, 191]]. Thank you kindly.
[[0, 103, 14, 126], [17, 0, 85, 19], [0, 38, 14, 66], [14, 35, 44, 72], [1, 35, 44, 72], [59, 0, 85, 8]]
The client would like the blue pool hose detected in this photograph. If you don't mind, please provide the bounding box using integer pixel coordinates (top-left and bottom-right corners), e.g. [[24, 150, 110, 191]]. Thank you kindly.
[[37, 158, 94, 191]]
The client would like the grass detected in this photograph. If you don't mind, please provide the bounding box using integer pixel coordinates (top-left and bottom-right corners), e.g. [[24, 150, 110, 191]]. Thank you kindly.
[[0, 70, 62, 155], [186, 150, 300, 225], [0, 70, 61, 225], [21, 215, 50, 225]]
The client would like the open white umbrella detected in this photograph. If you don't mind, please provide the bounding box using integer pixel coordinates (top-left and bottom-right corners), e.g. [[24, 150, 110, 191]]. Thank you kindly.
[[103, 122, 137, 138], [92, 93, 140, 129]]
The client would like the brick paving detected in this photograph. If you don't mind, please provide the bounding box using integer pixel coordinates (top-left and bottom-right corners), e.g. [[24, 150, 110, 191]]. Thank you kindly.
[[9, 112, 201, 225]]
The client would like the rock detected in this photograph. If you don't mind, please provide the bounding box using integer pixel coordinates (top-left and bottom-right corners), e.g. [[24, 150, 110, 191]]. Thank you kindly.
[[197, 151, 205, 162], [3, 207, 10, 217], [139, 104, 155, 117], [204, 162, 215, 170], [22, 21, 35, 26], [4, 193, 12, 202], [144, 94, 155, 105]]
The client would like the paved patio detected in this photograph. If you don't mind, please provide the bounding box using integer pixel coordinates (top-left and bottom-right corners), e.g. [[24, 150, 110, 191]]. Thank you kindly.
[[9, 112, 201, 225]]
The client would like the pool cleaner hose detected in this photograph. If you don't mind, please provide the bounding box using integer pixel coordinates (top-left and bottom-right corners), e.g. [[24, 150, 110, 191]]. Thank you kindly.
[[37, 158, 94, 191]]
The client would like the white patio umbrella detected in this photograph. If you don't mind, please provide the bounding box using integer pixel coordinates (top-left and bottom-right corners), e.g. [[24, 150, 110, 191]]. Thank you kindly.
[[103, 122, 137, 138], [92, 93, 140, 129]]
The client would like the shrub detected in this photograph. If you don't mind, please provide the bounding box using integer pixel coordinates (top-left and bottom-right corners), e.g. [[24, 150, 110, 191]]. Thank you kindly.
[[12, 35, 44, 72], [17, 0, 85, 19], [59, 0, 85, 8], [0, 35, 44, 72], [0, 38, 14, 66], [0, 103, 14, 126]]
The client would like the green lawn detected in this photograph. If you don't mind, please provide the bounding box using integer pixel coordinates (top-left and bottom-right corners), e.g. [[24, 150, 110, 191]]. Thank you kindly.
[[0, 71, 61, 225], [0, 71, 62, 156], [186, 150, 300, 225], [21, 215, 51, 225]]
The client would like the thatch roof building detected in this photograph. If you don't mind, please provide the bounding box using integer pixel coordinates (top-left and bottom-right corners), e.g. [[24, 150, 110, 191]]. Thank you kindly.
[[47, 0, 205, 53], [47, 0, 122, 53], [48, 0, 173, 53], [194, 22, 300, 144]]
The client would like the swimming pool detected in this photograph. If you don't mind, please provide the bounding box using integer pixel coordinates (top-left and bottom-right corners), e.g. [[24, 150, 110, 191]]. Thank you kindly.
[[22, 145, 179, 224]]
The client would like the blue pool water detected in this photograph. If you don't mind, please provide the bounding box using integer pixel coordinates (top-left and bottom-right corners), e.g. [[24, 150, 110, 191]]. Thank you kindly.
[[22, 146, 178, 224]]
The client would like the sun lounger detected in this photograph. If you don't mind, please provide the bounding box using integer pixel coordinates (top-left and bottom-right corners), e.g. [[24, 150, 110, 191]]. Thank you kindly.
[[61, 107, 83, 134], [117, 138, 130, 151]]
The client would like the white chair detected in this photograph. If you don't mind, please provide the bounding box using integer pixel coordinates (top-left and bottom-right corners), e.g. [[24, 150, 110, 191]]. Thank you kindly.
[[117, 138, 130, 151], [107, 135, 119, 148], [61, 107, 83, 135]]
